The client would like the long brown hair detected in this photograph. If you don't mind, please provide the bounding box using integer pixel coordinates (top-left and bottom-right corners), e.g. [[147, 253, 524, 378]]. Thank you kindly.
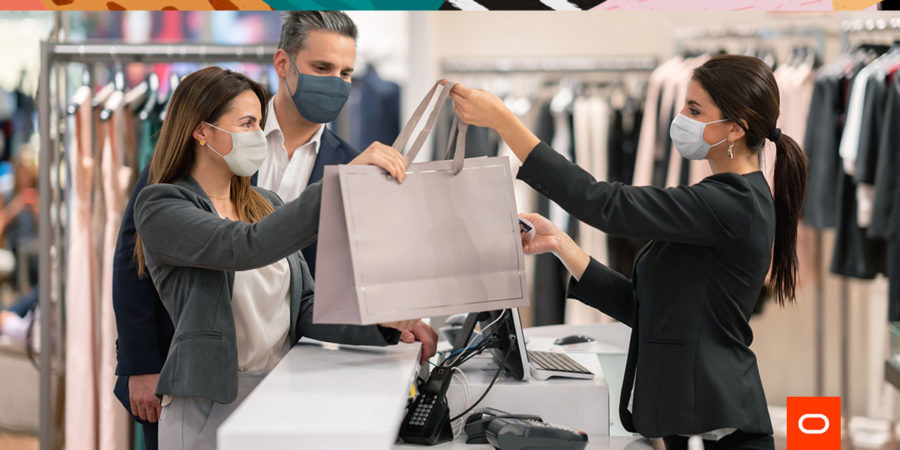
[[693, 55, 808, 306], [135, 66, 274, 277]]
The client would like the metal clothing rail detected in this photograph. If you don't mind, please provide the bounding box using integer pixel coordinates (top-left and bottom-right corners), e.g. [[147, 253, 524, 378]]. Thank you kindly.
[[441, 55, 659, 73], [839, 16, 900, 49], [673, 24, 830, 60], [37, 41, 277, 450]]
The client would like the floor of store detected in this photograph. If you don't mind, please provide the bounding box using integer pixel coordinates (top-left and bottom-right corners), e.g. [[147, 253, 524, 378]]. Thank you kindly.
[[0, 433, 37, 450]]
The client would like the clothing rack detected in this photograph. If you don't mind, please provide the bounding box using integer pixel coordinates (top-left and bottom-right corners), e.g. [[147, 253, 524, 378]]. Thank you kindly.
[[835, 19, 900, 449], [37, 41, 277, 450], [840, 17, 900, 48], [440, 55, 658, 74], [673, 24, 830, 61]]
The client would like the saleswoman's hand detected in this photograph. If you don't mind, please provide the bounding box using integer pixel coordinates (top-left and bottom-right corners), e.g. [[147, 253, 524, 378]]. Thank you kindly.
[[445, 81, 510, 130], [519, 213, 590, 281], [443, 81, 541, 163], [350, 141, 407, 183], [519, 213, 566, 255]]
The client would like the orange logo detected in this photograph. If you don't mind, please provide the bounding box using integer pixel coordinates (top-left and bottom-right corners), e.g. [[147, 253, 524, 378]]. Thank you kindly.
[[787, 397, 841, 450]]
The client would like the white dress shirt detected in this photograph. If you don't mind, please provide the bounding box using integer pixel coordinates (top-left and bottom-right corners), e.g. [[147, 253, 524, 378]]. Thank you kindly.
[[258, 99, 325, 202]]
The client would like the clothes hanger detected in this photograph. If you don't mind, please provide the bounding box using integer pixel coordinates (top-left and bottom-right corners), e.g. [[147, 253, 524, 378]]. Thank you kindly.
[[100, 62, 126, 121], [100, 90, 124, 123], [124, 79, 149, 112], [66, 67, 92, 115], [138, 72, 159, 121], [159, 73, 180, 123], [91, 82, 115, 109]]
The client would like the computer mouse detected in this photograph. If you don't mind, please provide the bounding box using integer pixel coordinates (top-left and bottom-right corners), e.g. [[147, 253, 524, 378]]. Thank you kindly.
[[553, 334, 595, 346]]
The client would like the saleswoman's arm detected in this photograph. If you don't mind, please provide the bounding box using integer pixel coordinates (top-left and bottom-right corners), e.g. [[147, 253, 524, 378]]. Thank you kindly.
[[521, 213, 635, 327], [449, 82, 755, 247]]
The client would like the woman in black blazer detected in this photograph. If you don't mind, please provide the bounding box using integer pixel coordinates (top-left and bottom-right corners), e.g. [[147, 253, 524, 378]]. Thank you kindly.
[[448, 55, 807, 450]]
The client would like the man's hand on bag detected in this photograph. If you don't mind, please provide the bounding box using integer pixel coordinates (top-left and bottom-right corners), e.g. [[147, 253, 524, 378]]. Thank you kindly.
[[399, 320, 438, 365], [349, 142, 407, 183], [444, 81, 511, 131], [129, 373, 161, 423]]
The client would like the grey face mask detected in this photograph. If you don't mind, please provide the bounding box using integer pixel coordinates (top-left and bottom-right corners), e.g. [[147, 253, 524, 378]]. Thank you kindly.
[[283, 53, 351, 124]]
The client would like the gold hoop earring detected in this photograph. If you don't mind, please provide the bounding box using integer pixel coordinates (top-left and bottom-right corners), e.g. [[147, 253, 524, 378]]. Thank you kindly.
[[727, 141, 734, 159], [199, 140, 206, 146]]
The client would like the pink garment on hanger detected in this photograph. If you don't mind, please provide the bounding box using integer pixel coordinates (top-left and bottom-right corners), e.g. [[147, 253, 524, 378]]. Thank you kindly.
[[99, 100, 133, 450], [65, 87, 99, 450], [633, 57, 682, 187]]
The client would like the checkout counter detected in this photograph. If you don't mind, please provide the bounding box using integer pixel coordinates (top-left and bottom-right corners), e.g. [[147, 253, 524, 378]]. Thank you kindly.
[[218, 322, 653, 450]]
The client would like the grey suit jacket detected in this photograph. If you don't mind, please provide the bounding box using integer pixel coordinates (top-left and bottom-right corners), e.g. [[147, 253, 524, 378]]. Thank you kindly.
[[134, 176, 399, 404]]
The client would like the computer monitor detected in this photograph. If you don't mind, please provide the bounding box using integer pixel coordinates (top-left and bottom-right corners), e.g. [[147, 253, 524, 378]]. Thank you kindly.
[[476, 308, 530, 381]]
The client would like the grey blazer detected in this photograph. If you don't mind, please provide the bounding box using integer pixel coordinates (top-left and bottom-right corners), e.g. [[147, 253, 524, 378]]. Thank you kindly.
[[134, 176, 399, 404]]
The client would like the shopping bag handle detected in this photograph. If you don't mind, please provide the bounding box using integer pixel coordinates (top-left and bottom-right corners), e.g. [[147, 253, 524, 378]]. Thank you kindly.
[[392, 80, 467, 175], [442, 115, 468, 175]]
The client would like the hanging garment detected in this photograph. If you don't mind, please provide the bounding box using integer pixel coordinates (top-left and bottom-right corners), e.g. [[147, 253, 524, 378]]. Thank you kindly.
[[633, 57, 683, 187], [531, 100, 567, 326], [99, 95, 133, 450], [871, 70, 900, 239], [853, 71, 890, 228], [138, 108, 161, 173], [65, 85, 99, 450], [803, 74, 845, 229], [566, 95, 612, 325], [873, 74, 900, 320], [348, 66, 402, 151], [606, 98, 646, 277], [122, 104, 141, 193], [831, 66, 888, 279]]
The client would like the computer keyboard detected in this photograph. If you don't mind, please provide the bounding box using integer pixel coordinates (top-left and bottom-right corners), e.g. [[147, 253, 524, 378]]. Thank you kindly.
[[527, 350, 593, 378]]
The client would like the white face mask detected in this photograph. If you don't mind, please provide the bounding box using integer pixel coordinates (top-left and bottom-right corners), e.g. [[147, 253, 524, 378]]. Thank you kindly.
[[669, 114, 729, 160], [203, 122, 267, 177]]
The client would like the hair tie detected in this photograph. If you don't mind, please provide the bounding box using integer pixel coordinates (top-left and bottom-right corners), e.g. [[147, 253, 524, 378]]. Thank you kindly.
[[767, 128, 782, 142]]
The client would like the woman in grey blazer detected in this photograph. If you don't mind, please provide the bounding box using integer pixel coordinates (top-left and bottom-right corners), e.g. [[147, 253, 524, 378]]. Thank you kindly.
[[133, 66, 418, 450], [447, 55, 808, 450]]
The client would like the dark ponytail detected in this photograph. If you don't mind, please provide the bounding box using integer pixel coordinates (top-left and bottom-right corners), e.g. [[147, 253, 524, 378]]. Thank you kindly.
[[693, 55, 808, 305], [769, 132, 807, 305]]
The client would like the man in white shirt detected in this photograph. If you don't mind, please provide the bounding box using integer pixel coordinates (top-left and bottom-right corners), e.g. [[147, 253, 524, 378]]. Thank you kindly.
[[263, 8, 438, 373]]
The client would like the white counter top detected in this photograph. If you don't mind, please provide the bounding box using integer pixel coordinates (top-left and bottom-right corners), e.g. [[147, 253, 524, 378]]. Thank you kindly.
[[218, 340, 422, 450], [218, 322, 647, 450]]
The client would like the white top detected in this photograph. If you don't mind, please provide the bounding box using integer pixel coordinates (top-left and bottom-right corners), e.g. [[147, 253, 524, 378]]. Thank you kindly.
[[232, 256, 292, 372], [838, 62, 874, 178], [258, 98, 325, 202]]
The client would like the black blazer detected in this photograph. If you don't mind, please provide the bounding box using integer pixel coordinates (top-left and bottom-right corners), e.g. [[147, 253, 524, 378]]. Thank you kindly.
[[112, 128, 359, 420], [517, 142, 775, 438]]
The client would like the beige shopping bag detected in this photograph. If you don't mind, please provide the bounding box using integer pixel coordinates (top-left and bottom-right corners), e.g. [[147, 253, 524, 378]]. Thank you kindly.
[[313, 81, 529, 325]]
